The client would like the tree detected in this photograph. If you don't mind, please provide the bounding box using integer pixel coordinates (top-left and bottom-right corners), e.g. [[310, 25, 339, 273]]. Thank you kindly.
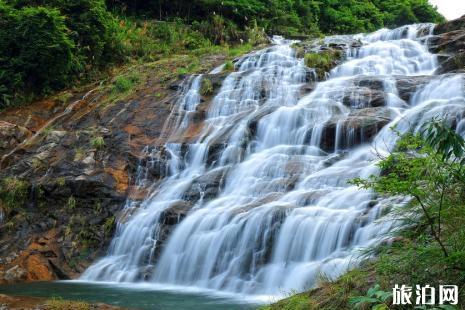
[[0, 3, 75, 107], [353, 120, 465, 269]]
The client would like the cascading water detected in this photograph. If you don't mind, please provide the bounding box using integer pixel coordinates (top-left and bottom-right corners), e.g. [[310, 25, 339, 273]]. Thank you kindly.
[[82, 25, 465, 297]]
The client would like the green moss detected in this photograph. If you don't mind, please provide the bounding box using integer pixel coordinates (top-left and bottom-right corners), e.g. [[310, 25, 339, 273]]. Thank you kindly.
[[291, 43, 306, 59]]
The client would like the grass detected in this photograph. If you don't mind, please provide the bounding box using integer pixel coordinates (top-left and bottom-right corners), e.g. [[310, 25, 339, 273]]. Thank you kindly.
[[200, 78, 213, 96], [103, 216, 116, 235], [90, 136, 105, 149], [113, 74, 139, 93], [0, 177, 29, 212], [264, 231, 465, 310], [262, 265, 378, 310], [224, 60, 235, 71], [44, 297, 91, 310], [67, 196, 76, 211]]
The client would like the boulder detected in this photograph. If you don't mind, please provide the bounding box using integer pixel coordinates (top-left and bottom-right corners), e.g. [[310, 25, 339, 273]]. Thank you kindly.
[[319, 108, 392, 152], [434, 52, 465, 75]]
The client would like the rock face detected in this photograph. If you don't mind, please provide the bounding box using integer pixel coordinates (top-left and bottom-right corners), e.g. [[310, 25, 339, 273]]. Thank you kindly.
[[432, 15, 465, 74], [0, 54, 228, 284]]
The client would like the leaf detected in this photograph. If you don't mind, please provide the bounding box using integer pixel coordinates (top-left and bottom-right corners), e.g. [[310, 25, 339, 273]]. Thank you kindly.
[[372, 304, 389, 310], [349, 296, 380, 305], [367, 284, 381, 298], [438, 305, 458, 310]]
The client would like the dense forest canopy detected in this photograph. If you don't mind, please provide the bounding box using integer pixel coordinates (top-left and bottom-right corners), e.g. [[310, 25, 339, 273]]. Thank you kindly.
[[106, 0, 444, 34], [0, 0, 444, 108]]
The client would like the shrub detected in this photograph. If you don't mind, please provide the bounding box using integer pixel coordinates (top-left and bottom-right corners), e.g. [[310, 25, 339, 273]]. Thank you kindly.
[[0, 4, 75, 108], [200, 78, 213, 96], [0, 177, 29, 213], [304, 50, 342, 80], [353, 120, 465, 273]]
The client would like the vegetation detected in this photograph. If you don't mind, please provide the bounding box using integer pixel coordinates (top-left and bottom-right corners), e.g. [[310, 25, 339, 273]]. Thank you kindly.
[[200, 78, 213, 96], [0, 0, 443, 108], [304, 50, 343, 80], [106, 0, 444, 36], [90, 136, 105, 149], [0, 177, 29, 214], [265, 120, 465, 309], [349, 284, 392, 310], [44, 297, 91, 310]]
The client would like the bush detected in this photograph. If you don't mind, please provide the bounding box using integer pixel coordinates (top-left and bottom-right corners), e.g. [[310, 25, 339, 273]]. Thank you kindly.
[[0, 3, 75, 108], [304, 50, 342, 80], [200, 78, 213, 96], [0, 177, 29, 213], [354, 120, 465, 271], [0, 0, 132, 108]]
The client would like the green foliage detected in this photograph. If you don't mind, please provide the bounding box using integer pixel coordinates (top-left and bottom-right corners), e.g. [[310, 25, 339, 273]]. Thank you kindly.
[[90, 136, 105, 149], [0, 177, 29, 213], [353, 121, 465, 264], [103, 216, 116, 235], [349, 284, 392, 310], [66, 196, 76, 211], [0, 3, 75, 108], [113, 74, 139, 94], [45, 297, 90, 310], [223, 61, 235, 72], [373, 0, 445, 28], [106, 0, 443, 36], [200, 78, 213, 96], [304, 50, 342, 80], [0, 0, 443, 108]]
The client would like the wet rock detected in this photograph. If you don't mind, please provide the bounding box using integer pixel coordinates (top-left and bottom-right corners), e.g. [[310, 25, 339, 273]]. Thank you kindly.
[[182, 167, 229, 202], [395, 76, 434, 102], [429, 30, 465, 55], [319, 108, 392, 152], [434, 52, 465, 75], [430, 16, 465, 70], [342, 87, 386, 108], [434, 15, 465, 35]]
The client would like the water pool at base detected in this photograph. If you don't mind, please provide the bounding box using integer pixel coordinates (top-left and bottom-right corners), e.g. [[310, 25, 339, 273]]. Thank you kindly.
[[0, 281, 263, 310]]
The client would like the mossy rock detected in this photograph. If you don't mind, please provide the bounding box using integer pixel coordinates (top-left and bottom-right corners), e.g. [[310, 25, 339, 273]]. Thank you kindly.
[[304, 49, 343, 80]]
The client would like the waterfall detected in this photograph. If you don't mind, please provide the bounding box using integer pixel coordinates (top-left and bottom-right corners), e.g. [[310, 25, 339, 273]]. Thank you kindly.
[[82, 26, 465, 297]]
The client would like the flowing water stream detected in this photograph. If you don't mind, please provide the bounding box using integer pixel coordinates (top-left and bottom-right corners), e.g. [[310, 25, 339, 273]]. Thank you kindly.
[[80, 24, 465, 299]]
